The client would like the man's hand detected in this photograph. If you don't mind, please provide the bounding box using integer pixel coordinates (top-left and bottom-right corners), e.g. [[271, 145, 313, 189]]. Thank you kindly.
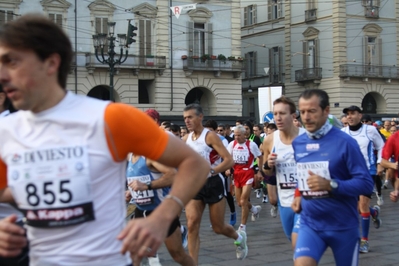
[[125, 190, 132, 202], [118, 216, 167, 260], [377, 164, 384, 176], [255, 171, 263, 182], [267, 153, 277, 168], [0, 215, 27, 257], [129, 180, 147, 191], [306, 170, 331, 191], [390, 190, 399, 203], [291, 196, 302, 213]]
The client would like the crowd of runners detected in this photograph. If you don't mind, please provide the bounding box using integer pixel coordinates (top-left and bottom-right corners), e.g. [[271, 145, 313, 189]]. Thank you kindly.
[[0, 14, 398, 266]]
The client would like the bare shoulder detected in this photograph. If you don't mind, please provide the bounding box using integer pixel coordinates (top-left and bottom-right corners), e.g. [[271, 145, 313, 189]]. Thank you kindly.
[[262, 132, 274, 153]]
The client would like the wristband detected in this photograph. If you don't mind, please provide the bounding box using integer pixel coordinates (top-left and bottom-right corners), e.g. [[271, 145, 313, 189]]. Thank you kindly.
[[165, 194, 184, 209], [294, 188, 301, 197]]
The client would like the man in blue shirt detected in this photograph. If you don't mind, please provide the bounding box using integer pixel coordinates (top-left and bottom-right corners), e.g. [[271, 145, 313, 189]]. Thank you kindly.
[[291, 89, 373, 266]]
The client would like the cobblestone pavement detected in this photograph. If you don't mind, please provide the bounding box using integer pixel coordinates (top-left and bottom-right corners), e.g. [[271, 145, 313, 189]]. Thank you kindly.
[[156, 185, 399, 265]]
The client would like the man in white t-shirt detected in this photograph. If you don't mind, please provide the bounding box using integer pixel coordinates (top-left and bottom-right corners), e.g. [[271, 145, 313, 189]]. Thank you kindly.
[[0, 14, 209, 266]]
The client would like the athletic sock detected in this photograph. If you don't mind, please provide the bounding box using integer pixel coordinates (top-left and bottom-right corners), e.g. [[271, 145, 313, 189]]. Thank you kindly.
[[360, 212, 370, 239]]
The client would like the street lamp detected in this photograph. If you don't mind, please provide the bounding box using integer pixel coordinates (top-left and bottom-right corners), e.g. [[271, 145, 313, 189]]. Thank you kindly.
[[92, 21, 129, 102]]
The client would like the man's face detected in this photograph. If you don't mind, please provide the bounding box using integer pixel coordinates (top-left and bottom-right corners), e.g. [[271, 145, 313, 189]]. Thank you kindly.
[[346, 111, 362, 126], [234, 129, 246, 144], [217, 126, 225, 136], [384, 121, 390, 130], [183, 109, 202, 132], [389, 126, 397, 135], [273, 102, 295, 131], [299, 95, 329, 133], [0, 46, 55, 112], [243, 125, 251, 137], [341, 116, 348, 127], [253, 126, 261, 137], [180, 128, 188, 138]]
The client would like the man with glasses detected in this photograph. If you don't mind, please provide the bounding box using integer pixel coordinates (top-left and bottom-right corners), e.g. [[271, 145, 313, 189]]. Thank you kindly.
[[340, 115, 348, 127], [361, 114, 372, 125]]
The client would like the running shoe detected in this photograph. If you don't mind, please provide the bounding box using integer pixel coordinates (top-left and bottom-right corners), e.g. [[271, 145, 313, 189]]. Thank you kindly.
[[255, 189, 262, 199], [359, 239, 369, 253], [383, 180, 388, 189], [234, 230, 248, 260], [372, 205, 382, 229], [262, 196, 269, 203], [181, 225, 188, 249], [230, 212, 237, 226], [251, 205, 261, 221], [376, 194, 384, 206], [270, 205, 278, 218]]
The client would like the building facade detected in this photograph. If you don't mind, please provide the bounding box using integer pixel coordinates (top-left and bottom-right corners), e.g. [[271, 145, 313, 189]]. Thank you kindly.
[[241, 0, 399, 122], [0, 0, 244, 123]]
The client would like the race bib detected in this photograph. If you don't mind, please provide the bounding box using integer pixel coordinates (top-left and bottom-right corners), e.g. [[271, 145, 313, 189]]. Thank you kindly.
[[276, 162, 297, 190], [233, 148, 250, 164], [127, 175, 155, 206], [296, 161, 331, 199], [7, 146, 95, 228]]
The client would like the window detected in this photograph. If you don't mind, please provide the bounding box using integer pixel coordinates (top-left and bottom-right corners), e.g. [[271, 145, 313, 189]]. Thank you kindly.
[[41, 0, 70, 30], [49, 13, 63, 28], [308, 0, 316, 10], [301, 39, 319, 71], [0, 10, 13, 26], [364, 36, 382, 74], [188, 22, 213, 57], [362, 0, 380, 7], [268, 0, 282, 20], [138, 20, 152, 56], [249, 98, 255, 118], [243, 5, 257, 26], [269, 46, 283, 83], [245, 51, 257, 78], [95, 17, 109, 51]]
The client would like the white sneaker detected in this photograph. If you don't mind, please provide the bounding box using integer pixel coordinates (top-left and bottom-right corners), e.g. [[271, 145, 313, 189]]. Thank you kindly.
[[251, 205, 261, 221], [255, 189, 261, 199], [234, 230, 248, 260], [377, 194, 384, 206], [148, 254, 162, 266], [270, 205, 278, 218]]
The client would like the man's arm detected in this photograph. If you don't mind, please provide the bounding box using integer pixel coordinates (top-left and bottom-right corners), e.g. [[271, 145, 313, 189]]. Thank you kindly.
[[206, 131, 234, 174], [370, 126, 385, 175], [128, 159, 176, 191], [261, 133, 275, 176]]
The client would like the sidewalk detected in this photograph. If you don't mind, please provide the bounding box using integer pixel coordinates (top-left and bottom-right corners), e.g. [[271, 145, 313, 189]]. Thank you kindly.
[[157, 187, 399, 265]]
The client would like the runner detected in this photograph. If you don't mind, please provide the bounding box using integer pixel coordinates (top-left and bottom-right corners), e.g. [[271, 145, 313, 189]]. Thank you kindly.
[[262, 96, 305, 248], [182, 104, 248, 263], [291, 89, 373, 265], [0, 14, 209, 265], [226, 125, 263, 232], [342, 105, 383, 253]]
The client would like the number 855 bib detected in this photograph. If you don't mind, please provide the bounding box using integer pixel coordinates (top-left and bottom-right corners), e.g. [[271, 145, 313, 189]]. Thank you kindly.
[[7, 145, 95, 228]]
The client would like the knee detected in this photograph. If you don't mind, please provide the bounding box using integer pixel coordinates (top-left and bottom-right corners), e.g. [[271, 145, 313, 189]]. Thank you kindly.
[[186, 216, 201, 231]]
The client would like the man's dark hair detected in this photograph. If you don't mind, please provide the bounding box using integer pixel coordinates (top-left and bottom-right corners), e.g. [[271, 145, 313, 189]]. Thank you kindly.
[[298, 89, 330, 110], [204, 119, 218, 130], [273, 96, 296, 114], [243, 120, 254, 134], [184, 103, 203, 116], [0, 14, 73, 89], [170, 124, 180, 133], [267, 123, 277, 130]]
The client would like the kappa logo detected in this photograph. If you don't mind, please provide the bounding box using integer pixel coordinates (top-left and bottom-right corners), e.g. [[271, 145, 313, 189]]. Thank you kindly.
[[11, 154, 22, 163], [306, 143, 319, 151]]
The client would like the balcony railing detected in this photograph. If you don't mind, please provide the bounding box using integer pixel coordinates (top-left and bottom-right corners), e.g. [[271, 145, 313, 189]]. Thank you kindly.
[[85, 53, 166, 70], [339, 64, 399, 79], [295, 68, 322, 82], [182, 58, 244, 77], [305, 9, 317, 22], [365, 6, 379, 18]]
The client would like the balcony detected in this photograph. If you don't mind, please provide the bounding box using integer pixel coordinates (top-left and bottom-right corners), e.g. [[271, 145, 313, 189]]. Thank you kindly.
[[182, 57, 244, 78], [85, 53, 167, 75], [295, 68, 322, 83], [305, 9, 317, 22], [339, 64, 399, 80], [365, 6, 379, 18]]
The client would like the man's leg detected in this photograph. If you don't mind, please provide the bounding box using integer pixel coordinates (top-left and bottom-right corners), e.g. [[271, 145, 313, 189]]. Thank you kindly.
[[294, 224, 326, 266], [185, 199, 206, 265], [164, 226, 195, 266], [235, 186, 243, 229], [359, 195, 372, 253], [267, 184, 278, 217], [209, 199, 238, 239]]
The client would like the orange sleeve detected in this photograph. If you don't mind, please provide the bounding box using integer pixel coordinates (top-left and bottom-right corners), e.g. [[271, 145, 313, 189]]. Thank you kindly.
[[104, 103, 169, 162], [0, 158, 7, 189]]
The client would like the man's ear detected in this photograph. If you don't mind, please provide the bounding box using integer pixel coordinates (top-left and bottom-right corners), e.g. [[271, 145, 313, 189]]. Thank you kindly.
[[45, 53, 61, 76]]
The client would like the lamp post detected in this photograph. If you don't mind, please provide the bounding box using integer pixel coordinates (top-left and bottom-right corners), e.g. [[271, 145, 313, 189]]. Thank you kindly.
[[92, 22, 129, 102]]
